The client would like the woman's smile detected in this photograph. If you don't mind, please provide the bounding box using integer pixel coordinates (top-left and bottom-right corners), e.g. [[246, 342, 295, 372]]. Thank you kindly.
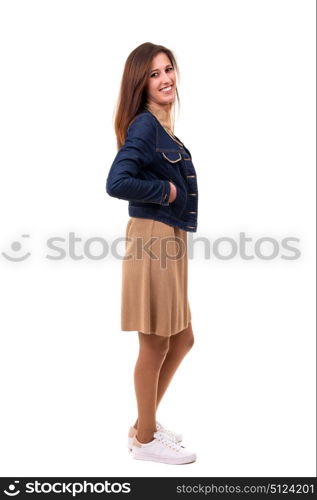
[[160, 85, 173, 93]]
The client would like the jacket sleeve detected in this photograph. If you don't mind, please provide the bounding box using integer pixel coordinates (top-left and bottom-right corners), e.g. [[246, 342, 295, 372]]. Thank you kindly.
[[106, 114, 170, 205]]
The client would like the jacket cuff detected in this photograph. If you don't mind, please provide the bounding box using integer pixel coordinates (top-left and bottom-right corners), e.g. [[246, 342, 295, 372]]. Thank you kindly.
[[161, 180, 170, 205]]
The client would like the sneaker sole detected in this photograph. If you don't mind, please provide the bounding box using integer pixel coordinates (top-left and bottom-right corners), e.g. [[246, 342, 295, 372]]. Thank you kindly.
[[132, 451, 197, 465]]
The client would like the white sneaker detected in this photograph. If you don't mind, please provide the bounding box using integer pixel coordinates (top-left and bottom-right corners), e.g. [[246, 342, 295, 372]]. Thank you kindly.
[[127, 420, 182, 451], [131, 431, 196, 465], [156, 421, 183, 442]]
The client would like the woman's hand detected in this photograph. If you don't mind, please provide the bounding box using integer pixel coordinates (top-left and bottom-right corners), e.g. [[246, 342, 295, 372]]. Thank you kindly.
[[168, 181, 177, 203]]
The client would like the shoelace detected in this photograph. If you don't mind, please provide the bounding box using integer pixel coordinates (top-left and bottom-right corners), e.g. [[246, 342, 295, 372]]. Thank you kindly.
[[154, 431, 182, 451], [156, 421, 177, 441]]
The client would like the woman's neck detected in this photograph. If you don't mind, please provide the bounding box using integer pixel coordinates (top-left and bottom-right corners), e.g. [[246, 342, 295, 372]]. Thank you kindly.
[[146, 102, 174, 133]]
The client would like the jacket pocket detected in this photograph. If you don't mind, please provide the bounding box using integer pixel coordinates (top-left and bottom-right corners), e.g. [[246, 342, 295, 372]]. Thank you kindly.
[[161, 152, 182, 164], [169, 181, 187, 218], [160, 151, 187, 217]]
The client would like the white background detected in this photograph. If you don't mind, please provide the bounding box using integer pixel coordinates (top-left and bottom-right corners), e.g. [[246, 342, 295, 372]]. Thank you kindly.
[[0, 0, 315, 477]]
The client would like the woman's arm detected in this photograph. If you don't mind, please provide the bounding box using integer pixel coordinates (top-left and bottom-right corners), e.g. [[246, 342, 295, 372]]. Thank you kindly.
[[106, 114, 171, 205]]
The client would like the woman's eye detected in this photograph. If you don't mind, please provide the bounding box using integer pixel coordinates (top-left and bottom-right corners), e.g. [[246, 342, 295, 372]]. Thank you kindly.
[[150, 67, 174, 78]]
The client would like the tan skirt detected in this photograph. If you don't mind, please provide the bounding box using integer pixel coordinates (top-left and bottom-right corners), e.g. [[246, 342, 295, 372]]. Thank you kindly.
[[121, 217, 191, 337]]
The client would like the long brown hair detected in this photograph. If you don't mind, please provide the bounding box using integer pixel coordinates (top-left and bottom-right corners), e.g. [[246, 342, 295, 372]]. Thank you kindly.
[[113, 42, 180, 150]]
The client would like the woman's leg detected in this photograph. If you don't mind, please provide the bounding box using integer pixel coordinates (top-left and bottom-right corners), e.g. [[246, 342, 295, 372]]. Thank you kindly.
[[133, 322, 194, 430], [156, 321, 194, 408], [133, 331, 170, 443]]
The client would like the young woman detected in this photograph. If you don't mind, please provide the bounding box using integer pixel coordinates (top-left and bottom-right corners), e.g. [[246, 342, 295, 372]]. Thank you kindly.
[[106, 42, 199, 465]]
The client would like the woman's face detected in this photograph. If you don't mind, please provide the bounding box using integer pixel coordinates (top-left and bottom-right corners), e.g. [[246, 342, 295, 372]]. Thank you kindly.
[[146, 52, 176, 108]]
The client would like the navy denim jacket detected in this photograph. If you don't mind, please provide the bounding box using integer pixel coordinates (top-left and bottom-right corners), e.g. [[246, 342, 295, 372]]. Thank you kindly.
[[106, 109, 198, 232]]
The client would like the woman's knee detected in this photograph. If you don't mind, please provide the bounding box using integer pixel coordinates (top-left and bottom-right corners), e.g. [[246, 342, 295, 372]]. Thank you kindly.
[[138, 332, 170, 360], [186, 331, 195, 350], [169, 325, 195, 353], [180, 331, 194, 352], [184, 322, 195, 350]]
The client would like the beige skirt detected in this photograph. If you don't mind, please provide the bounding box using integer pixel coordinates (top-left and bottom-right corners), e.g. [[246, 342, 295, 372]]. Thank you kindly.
[[121, 217, 191, 337]]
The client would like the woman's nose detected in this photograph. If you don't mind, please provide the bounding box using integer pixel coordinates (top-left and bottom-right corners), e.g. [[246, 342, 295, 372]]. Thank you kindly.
[[160, 80, 172, 87]]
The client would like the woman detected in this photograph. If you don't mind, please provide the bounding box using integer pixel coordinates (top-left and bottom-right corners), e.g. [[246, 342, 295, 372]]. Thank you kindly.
[[106, 42, 199, 465]]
